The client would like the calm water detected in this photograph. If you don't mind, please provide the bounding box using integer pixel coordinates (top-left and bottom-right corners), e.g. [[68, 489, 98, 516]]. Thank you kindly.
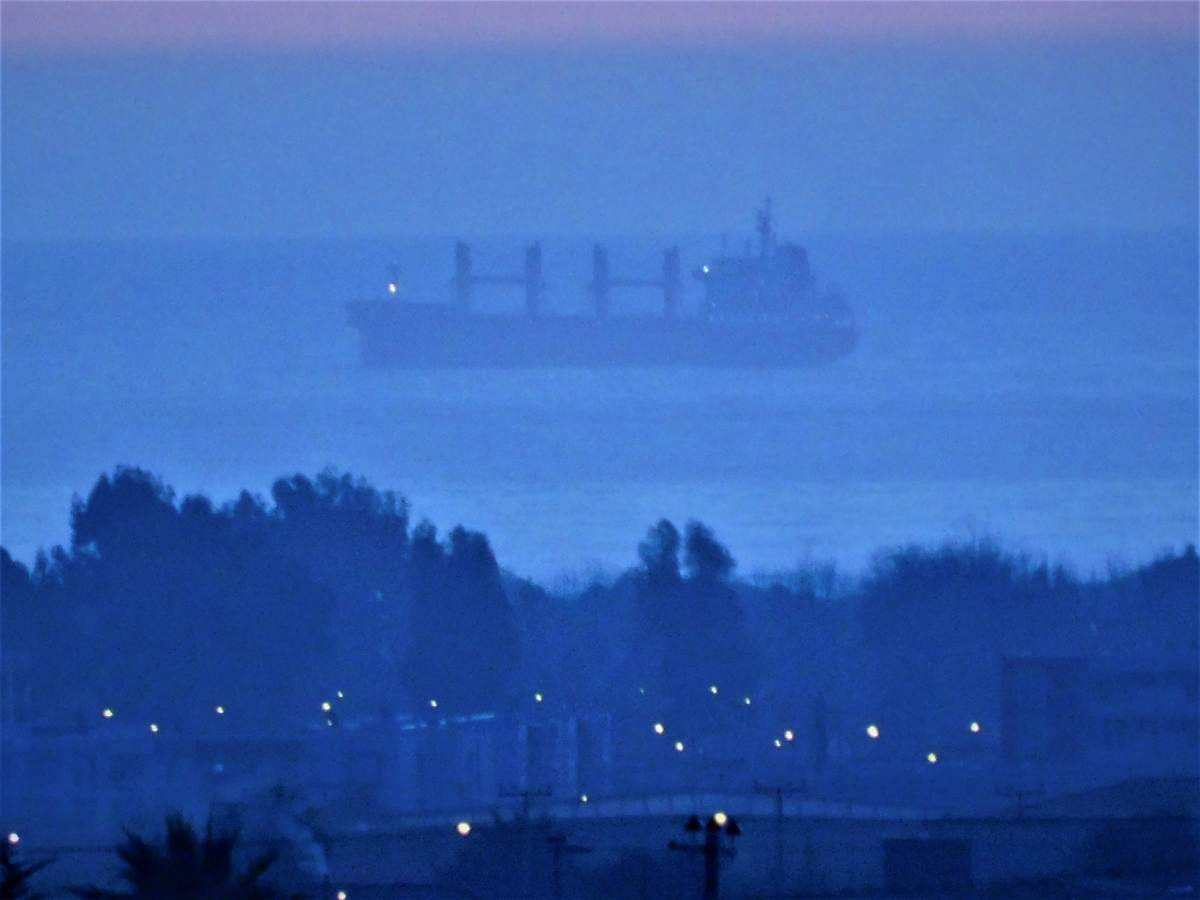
[[3, 231, 1196, 581]]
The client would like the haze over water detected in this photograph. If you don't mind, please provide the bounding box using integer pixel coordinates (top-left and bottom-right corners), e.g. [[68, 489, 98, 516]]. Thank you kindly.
[[2, 2, 1196, 582], [4, 228, 1195, 581]]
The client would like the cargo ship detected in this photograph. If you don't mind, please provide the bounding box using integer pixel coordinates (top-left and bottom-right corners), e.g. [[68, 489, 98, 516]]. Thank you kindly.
[[346, 204, 859, 368]]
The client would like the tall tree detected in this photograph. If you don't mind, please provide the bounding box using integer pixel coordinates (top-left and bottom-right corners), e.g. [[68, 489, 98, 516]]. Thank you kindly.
[[404, 523, 519, 713], [71, 814, 295, 900]]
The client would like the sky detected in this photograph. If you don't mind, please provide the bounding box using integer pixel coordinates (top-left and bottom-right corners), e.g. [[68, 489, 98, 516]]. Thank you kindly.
[[1, 1, 1197, 238]]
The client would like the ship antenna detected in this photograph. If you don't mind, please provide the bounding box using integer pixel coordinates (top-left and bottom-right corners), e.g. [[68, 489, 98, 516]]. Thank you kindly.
[[756, 197, 774, 257]]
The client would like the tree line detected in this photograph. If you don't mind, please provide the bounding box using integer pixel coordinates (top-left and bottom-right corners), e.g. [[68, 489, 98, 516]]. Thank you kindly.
[[2, 467, 1196, 738]]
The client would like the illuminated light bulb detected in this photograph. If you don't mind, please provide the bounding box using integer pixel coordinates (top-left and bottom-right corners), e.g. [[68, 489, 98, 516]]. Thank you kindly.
[[713, 812, 728, 826], [338, 892, 348, 900], [388, 283, 397, 294], [674, 741, 685, 752], [784, 730, 795, 742], [580, 794, 588, 803], [654, 723, 665, 735], [927, 752, 938, 764], [456, 822, 471, 837], [774, 739, 783, 748], [321, 702, 332, 712], [149, 724, 159, 733], [7, 833, 18, 845], [744, 697, 752, 705], [710, 686, 719, 695], [215, 706, 225, 715], [534, 693, 543, 703], [337, 691, 344, 699], [970, 722, 981, 734], [102, 709, 113, 719], [430, 699, 438, 708], [867, 724, 880, 739]]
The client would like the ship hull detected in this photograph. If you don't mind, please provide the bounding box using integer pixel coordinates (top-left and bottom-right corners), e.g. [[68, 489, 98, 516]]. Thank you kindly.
[[346, 301, 859, 369]]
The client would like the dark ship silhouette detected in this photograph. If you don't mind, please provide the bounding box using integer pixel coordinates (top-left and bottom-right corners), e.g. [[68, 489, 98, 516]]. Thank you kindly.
[[346, 203, 858, 368]]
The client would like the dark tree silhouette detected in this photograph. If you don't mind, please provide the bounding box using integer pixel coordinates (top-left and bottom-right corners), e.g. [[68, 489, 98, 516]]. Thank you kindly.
[[1, 841, 54, 900], [404, 523, 520, 713], [72, 814, 296, 900], [630, 520, 760, 723]]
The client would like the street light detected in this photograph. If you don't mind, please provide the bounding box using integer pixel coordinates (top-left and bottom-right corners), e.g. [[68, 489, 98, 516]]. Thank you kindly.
[[669, 814, 741, 900]]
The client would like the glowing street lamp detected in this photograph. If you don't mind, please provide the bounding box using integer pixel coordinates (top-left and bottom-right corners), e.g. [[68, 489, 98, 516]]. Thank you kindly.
[[669, 814, 742, 900]]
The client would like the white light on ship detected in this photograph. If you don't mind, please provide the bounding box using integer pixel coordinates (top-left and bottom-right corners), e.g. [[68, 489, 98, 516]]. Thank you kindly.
[[784, 730, 795, 742], [744, 696, 752, 705], [534, 693, 543, 703], [388, 283, 397, 294], [102, 709, 113, 719], [867, 724, 880, 739], [580, 794, 588, 803], [774, 739, 783, 748], [654, 723, 665, 735], [338, 891, 348, 900], [7, 833, 18, 845], [456, 822, 471, 837], [674, 741, 685, 752], [215, 706, 225, 715], [927, 752, 938, 764], [713, 812, 728, 826], [709, 685, 719, 695], [430, 699, 438, 708], [149, 724, 159, 733], [970, 722, 981, 733]]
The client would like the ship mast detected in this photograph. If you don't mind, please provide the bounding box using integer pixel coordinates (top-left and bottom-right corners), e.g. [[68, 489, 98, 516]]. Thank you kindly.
[[756, 197, 775, 258]]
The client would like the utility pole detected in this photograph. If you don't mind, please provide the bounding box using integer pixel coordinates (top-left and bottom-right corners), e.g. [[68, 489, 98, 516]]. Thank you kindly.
[[670, 815, 741, 900], [754, 781, 806, 895], [499, 787, 553, 898], [546, 834, 592, 900]]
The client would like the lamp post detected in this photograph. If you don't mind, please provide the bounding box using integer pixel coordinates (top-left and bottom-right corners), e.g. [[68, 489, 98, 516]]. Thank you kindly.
[[546, 834, 591, 900], [670, 814, 741, 900]]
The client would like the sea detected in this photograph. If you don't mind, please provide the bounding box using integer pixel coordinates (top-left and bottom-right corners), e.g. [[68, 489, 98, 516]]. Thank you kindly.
[[2, 230, 1196, 585]]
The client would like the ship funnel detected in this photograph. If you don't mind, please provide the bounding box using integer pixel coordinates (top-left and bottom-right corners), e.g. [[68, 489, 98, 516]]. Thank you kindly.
[[590, 245, 611, 318]]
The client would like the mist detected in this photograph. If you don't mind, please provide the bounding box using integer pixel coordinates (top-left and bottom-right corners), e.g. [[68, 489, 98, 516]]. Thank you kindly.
[[1, 4, 1197, 898]]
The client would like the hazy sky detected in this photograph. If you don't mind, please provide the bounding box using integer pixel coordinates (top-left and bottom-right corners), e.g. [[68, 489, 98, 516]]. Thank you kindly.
[[2, 1, 1196, 238]]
